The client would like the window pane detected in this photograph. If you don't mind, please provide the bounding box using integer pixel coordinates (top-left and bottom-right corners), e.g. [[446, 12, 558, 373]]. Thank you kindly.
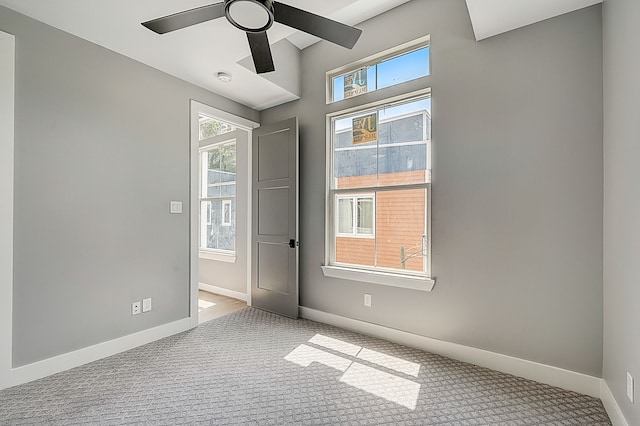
[[199, 116, 235, 140], [338, 198, 354, 234], [375, 188, 426, 273], [330, 43, 428, 102], [208, 143, 236, 180], [335, 236, 375, 266], [200, 200, 236, 251], [357, 198, 374, 235], [200, 139, 237, 253], [333, 66, 377, 102], [333, 111, 378, 190], [332, 96, 431, 190], [333, 76, 345, 102], [377, 47, 430, 90], [377, 97, 431, 186]]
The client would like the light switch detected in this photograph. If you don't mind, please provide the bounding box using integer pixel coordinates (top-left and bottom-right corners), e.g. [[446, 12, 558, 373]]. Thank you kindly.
[[170, 201, 182, 214], [142, 298, 152, 313]]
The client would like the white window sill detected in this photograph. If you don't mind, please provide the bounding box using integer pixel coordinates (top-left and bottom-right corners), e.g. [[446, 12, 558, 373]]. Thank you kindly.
[[321, 265, 435, 292], [199, 250, 236, 263]]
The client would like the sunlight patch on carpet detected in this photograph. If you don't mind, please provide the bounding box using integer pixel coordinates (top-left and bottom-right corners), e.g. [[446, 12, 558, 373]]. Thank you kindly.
[[285, 334, 421, 410]]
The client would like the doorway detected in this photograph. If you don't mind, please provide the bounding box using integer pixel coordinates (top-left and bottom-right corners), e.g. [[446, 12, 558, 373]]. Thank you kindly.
[[190, 101, 258, 325]]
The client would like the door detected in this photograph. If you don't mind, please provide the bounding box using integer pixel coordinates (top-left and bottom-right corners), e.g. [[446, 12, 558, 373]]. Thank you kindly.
[[251, 117, 299, 319]]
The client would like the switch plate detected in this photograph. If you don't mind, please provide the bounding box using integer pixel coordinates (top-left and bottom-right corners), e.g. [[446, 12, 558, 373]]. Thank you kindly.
[[132, 301, 141, 316], [364, 294, 372, 307], [628, 372, 634, 403], [169, 201, 182, 214], [142, 298, 152, 313]]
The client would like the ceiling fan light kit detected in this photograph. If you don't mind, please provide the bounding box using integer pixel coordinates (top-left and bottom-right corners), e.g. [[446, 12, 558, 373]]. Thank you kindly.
[[225, 0, 274, 33], [142, 0, 362, 74]]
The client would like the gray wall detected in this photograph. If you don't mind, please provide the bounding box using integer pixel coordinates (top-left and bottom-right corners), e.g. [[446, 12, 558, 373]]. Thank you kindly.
[[199, 130, 249, 295], [0, 5, 258, 367], [261, 0, 604, 376], [603, 0, 640, 423]]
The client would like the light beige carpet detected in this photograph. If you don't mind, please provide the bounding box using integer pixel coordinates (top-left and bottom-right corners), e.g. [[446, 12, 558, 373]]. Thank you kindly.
[[0, 308, 611, 425]]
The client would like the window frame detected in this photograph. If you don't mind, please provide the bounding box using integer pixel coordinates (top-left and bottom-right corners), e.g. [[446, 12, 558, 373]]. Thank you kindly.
[[326, 35, 430, 104], [323, 87, 434, 291]]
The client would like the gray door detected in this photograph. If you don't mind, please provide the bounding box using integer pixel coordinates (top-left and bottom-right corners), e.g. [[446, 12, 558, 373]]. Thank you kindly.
[[251, 117, 299, 319]]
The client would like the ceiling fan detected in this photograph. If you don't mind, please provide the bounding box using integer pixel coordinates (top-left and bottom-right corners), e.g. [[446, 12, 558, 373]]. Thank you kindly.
[[142, 0, 363, 74]]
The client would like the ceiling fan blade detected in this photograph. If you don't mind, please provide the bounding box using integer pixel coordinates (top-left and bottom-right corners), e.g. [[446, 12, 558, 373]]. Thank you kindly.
[[273, 2, 362, 49], [142, 3, 225, 34], [247, 31, 275, 74]]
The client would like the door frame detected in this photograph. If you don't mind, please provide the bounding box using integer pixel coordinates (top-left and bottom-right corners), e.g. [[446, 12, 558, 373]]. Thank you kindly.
[[189, 100, 259, 327], [0, 30, 15, 390]]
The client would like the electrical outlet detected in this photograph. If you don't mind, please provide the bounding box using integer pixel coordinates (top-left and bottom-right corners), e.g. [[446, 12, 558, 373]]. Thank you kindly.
[[364, 294, 372, 307], [131, 301, 141, 316], [142, 298, 152, 313], [628, 372, 634, 403]]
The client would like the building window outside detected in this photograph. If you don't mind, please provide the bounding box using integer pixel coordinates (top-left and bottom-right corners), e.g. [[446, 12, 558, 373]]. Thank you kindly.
[[222, 200, 232, 227], [200, 131, 237, 254], [337, 195, 375, 237]]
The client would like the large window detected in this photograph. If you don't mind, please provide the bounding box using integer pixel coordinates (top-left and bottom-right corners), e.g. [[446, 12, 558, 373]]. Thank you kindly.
[[327, 94, 431, 280], [325, 36, 433, 289], [199, 125, 237, 254]]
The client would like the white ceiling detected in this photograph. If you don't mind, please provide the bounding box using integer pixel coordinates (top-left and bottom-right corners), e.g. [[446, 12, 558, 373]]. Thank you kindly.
[[1, 0, 603, 111]]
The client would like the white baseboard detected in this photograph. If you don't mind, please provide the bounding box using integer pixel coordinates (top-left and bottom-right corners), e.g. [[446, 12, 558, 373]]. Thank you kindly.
[[1, 303, 629, 426], [5, 318, 192, 390], [199, 283, 248, 302], [601, 380, 630, 426], [299, 307, 602, 398]]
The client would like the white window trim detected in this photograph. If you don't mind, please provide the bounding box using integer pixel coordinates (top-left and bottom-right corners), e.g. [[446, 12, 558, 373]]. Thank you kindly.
[[199, 249, 236, 263], [325, 88, 434, 290], [321, 265, 435, 292]]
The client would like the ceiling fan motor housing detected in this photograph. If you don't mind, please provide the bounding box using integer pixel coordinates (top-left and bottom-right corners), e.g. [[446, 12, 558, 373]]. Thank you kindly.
[[225, 0, 275, 33]]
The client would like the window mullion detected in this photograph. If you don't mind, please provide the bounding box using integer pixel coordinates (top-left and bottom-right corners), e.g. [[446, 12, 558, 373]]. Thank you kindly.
[[332, 183, 428, 195], [201, 196, 235, 202], [351, 196, 357, 236], [373, 191, 378, 268]]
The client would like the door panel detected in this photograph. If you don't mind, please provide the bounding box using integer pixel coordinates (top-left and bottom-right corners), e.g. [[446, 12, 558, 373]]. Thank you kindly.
[[258, 187, 289, 235], [251, 117, 299, 319], [257, 243, 289, 294], [257, 133, 290, 181]]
